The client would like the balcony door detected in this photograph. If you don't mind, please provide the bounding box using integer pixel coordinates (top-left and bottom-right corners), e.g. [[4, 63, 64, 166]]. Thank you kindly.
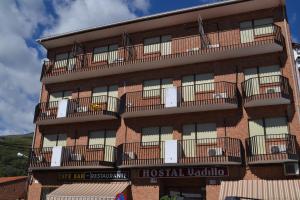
[[92, 85, 118, 112], [143, 79, 174, 105], [249, 120, 266, 155]]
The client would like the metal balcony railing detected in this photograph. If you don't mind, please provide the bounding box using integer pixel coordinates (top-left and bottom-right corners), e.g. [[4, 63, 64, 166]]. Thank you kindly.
[[246, 134, 298, 164], [241, 75, 290, 104], [119, 137, 242, 167], [29, 144, 116, 169], [40, 25, 283, 80], [34, 95, 119, 122], [124, 82, 237, 113]]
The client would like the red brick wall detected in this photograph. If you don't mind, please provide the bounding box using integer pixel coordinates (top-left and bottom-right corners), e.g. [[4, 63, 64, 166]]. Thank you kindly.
[[0, 179, 27, 200]]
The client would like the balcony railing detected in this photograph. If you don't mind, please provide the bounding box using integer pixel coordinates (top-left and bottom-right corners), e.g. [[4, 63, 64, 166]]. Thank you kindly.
[[29, 144, 116, 169], [118, 137, 242, 167], [40, 25, 283, 82], [246, 134, 298, 164], [123, 82, 237, 116], [34, 95, 119, 124], [241, 75, 290, 107]]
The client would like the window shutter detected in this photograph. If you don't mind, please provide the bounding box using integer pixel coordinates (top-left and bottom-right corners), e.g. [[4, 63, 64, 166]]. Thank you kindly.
[[92, 86, 108, 103], [161, 35, 172, 56], [88, 131, 105, 148], [141, 127, 160, 145], [197, 123, 217, 143], [160, 126, 173, 141], [105, 130, 116, 147], [259, 65, 281, 84], [195, 73, 214, 92], [244, 68, 259, 96], [240, 21, 254, 43], [107, 85, 118, 112], [265, 117, 288, 136], [108, 44, 119, 64], [144, 37, 160, 54], [93, 46, 108, 62], [249, 119, 265, 137], [182, 124, 196, 157], [54, 53, 69, 69], [182, 75, 195, 102], [43, 134, 57, 148], [248, 119, 266, 155], [143, 79, 161, 97], [57, 134, 67, 146], [254, 18, 274, 35]]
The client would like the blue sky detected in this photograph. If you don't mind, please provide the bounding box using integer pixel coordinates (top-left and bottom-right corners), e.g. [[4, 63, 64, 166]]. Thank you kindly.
[[0, 0, 299, 135]]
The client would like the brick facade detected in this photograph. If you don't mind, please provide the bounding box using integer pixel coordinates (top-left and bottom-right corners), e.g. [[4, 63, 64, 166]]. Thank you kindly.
[[28, 2, 300, 200]]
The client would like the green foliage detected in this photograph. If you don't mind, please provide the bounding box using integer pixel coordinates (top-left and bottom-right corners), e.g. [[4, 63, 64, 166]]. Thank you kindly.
[[0, 133, 33, 177]]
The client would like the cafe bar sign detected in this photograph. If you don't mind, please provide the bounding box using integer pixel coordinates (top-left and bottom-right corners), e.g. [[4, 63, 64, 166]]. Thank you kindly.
[[139, 167, 228, 178], [58, 171, 129, 181]]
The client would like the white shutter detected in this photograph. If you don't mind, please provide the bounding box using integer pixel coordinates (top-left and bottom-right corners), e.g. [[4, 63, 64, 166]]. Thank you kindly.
[[57, 134, 67, 146], [265, 117, 288, 136], [54, 53, 69, 69], [67, 54, 76, 70], [143, 79, 160, 97], [249, 119, 266, 155], [161, 79, 173, 104], [254, 18, 274, 35], [182, 124, 196, 157], [92, 86, 108, 103], [93, 46, 108, 62], [49, 92, 63, 102], [144, 37, 160, 54], [197, 123, 217, 144], [161, 35, 172, 56], [182, 75, 195, 102], [88, 131, 105, 148], [43, 135, 57, 148], [240, 21, 254, 43], [141, 127, 160, 145], [108, 44, 119, 64], [259, 65, 281, 84], [107, 85, 118, 112], [104, 130, 116, 162], [195, 73, 214, 92], [244, 68, 259, 96]]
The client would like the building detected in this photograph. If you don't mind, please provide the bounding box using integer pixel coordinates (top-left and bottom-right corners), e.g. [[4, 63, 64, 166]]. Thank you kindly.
[[293, 42, 300, 69], [0, 176, 27, 200], [27, 0, 300, 199]]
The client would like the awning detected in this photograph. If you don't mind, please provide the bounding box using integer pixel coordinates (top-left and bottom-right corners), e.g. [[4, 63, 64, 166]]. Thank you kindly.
[[219, 180, 300, 200], [46, 182, 130, 200]]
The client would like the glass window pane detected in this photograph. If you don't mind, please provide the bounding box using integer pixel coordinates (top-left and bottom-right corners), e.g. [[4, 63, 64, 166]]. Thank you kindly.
[[141, 127, 160, 145], [89, 131, 105, 148], [265, 117, 288, 136], [144, 37, 160, 54]]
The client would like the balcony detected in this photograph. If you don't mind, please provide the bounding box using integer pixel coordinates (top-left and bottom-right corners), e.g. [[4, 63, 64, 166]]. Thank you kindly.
[[246, 134, 298, 164], [34, 96, 119, 125], [29, 144, 116, 170], [41, 25, 283, 84], [118, 137, 242, 168], [122, 82, 237, 118], [242, 75, 290, 107]]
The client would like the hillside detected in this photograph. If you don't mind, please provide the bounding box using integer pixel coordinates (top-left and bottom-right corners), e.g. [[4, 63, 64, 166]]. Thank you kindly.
[[0, 133, 33, 177]]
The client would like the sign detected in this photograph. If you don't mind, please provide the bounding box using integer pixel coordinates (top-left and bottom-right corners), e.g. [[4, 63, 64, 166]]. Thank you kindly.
[[165, 87, 177, 108], [57, 99, 68, 118], [51, 146, 62, 167], [139, 167, 228, 178], [58, 171, 129, 181], [164, 140, 178, 163]]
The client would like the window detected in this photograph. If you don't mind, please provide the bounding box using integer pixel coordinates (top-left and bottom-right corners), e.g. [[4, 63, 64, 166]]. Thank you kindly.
[[141, 126, 173, 146], [92, 85, 118, 112], [240, 18, 274, 43], [93, 44, 119, 63], [54, 52, 76, 69], [182, 73, 214, 102], [88, 130, 116, 148], [144, 35, 172, 55], [143, 78, 173, 98], [49, 91, 72, 102], [182, 123, 217, 143], [42, 133, 67, 148], [249, 117, 289, 138]]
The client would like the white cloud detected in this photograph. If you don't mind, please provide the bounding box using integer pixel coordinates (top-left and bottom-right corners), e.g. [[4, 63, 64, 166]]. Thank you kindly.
[[0, 0, 48, 135], [45, 0, 150, 35], [0, 0, 151, 135]]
